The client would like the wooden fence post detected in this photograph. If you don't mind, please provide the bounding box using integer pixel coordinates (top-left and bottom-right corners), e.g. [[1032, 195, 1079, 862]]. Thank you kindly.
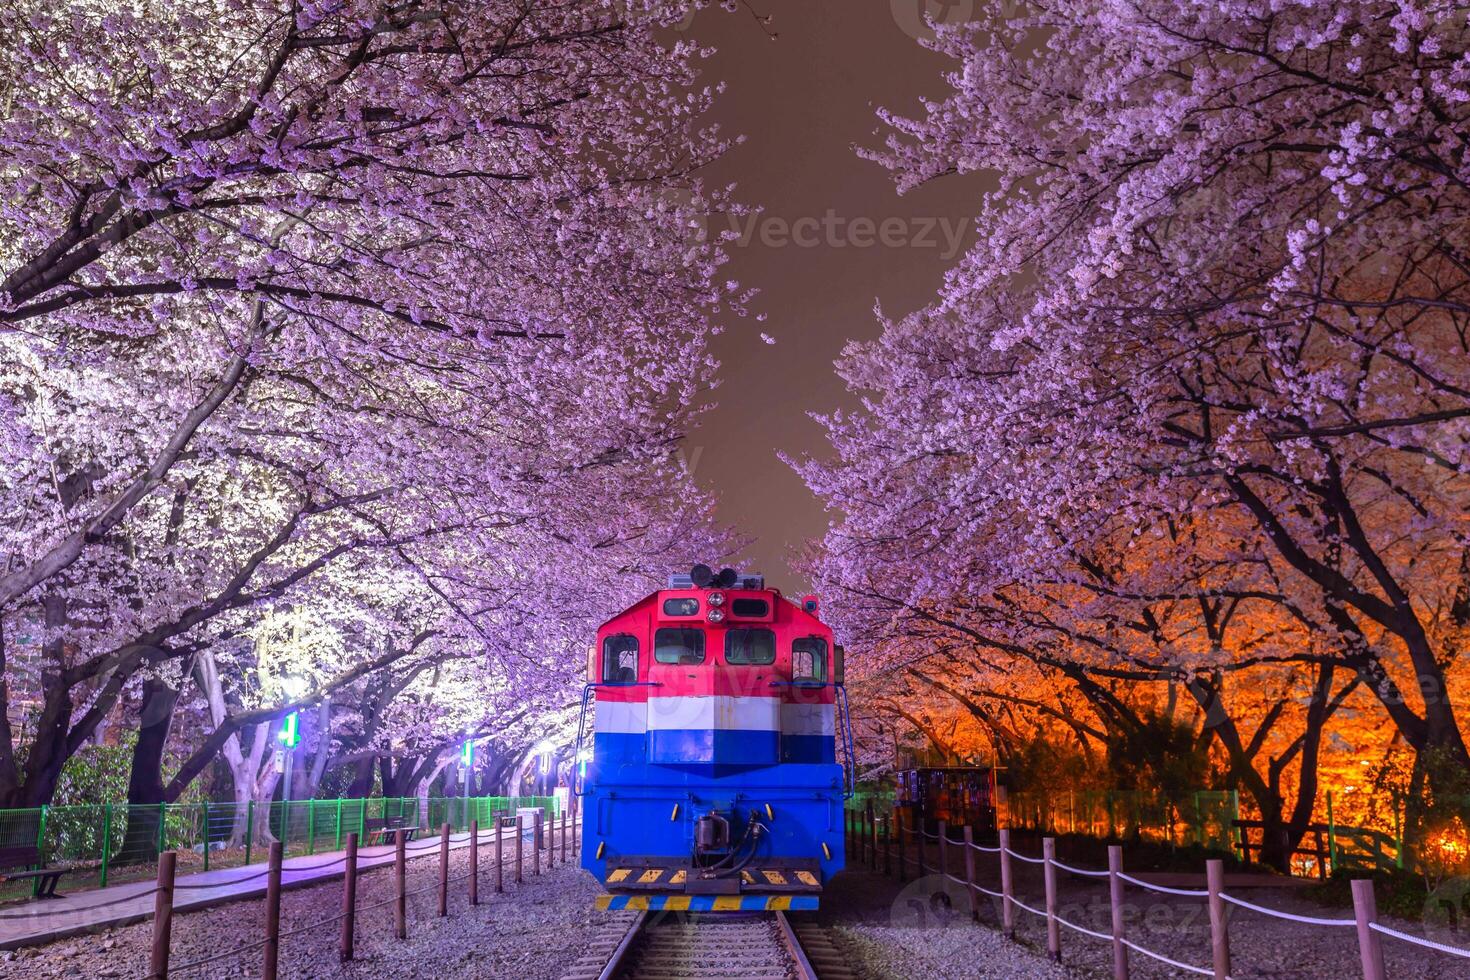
[[394, 829, 407, 940], [533, 812, 542, 876], [916, 815, 928, 875], [1043, 836, 1061, 962], [870, 805, 880, 870], [883, 812, 892, 877], [561, 808, 568, 864], [496, 815, 505, 893], [998, 827, 1015, 939], [1352, 879, 1387, 980], [263, 841, 284, 980], [340, 833, 358, 962], [1206, 859, 1230, 980], [469, 820, 479, 906], [148, 850, 176, 980], [938, 819, 949, 880], [515, 814, 525, 884], [897, 809, 907, 882], [1108, 845, 1128, 980], [438, 822, 450, 917], [963, 826, 979, 921]]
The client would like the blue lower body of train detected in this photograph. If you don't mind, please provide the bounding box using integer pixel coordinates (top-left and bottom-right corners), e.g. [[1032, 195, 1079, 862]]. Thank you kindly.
[[581, 755, 845, 910]]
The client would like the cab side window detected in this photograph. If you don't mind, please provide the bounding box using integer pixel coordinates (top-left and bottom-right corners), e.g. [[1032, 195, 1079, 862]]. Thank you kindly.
[[601, 634, 640, 684], [792, 637, 827, 682], [655, 627, 706, 665]]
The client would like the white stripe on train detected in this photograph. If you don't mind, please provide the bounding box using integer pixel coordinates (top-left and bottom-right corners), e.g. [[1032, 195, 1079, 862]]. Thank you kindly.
[[594, 698, 833, 736]]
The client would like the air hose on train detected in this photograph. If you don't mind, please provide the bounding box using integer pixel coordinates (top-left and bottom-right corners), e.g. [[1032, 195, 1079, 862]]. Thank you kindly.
[[699, 814, 768, 880]]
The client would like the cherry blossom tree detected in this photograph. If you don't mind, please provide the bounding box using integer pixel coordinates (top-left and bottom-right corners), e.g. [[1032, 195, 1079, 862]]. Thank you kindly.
[[0, 0, 742, 809], [799, 0, 1470, 848]]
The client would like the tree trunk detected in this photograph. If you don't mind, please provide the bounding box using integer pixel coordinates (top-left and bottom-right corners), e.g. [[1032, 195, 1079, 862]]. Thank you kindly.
[[346, 756, 377, 797], [9, 594, 75, 809], [300, 701, 332, 801], [121, 677, 182, 862]]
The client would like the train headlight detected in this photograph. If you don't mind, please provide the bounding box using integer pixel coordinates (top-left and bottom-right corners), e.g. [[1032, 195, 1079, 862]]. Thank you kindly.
[[707, 591, 725, 607], [707, 608, 726, 624]]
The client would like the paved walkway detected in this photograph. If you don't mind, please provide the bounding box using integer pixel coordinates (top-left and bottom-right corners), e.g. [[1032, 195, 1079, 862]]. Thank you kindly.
[[0, 820, 576, 950]]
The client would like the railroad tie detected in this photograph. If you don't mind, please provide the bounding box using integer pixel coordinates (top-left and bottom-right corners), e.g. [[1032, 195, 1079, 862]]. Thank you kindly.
[[790, 922, 857, 980]]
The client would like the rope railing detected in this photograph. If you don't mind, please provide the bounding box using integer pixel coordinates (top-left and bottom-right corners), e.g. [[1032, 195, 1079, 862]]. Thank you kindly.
[[172, 867, 277, 890], [274, 908, 349, 942], [167, 833, 505, 980], [11, 811, 585, 980], [1054, 910, 1115, 943], [862, 811, 1449, 980], [1115, 871, 1208, 897], [1370, 922, 1470, 959], [166, 934, 272, 974], [1219, 892, 1356, 927], [1051, 858, 1109, 878], [1008, 892, 1048, 920], [1121, 937, 1217, 977]]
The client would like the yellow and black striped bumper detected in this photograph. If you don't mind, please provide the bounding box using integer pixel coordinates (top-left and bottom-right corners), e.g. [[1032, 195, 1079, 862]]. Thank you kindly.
[[595, 894, 820, 911]]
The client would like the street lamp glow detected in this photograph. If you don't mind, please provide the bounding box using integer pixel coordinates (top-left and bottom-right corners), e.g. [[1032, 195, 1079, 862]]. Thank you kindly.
[[278, 710, 299, 748], [277, 674, 307, 803]]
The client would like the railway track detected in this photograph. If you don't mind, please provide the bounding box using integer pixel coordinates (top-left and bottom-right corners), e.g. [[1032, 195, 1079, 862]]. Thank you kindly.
[[561, 908, 856, 980]]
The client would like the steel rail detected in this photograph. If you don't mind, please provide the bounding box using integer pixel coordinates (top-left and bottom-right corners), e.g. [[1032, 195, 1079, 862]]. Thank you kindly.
[[595, 911, 646, 980], [775, 910, 820, 980]]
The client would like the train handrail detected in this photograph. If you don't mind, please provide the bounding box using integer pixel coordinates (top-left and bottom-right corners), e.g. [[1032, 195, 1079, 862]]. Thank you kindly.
[[573, 684, 594, 797], [836, 683, 855, 799], [573, 682, 666, 797]]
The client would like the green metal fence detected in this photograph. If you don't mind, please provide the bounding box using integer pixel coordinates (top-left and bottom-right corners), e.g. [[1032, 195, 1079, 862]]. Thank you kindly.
[[0, 795, 559, 902]]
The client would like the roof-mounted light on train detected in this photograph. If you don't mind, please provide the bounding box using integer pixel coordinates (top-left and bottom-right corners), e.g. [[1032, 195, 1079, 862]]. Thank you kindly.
[[707, 591, 725, 607], [707, 607, 726, 624]]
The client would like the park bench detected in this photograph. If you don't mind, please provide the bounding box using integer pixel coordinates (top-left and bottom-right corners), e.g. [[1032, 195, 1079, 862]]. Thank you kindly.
[[362, 816, 418, 847], [0, 845, 68, 898]]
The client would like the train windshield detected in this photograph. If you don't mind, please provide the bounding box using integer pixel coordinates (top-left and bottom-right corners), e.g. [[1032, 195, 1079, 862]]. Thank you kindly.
[[654, 627, 705, 665], [725, 628, 775, 665], [601, 634, 639, 683], [792, 637, 827, 682]]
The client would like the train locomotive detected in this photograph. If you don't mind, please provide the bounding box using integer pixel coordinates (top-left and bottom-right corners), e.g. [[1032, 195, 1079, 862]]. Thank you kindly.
[[577, 565, 852, 911]]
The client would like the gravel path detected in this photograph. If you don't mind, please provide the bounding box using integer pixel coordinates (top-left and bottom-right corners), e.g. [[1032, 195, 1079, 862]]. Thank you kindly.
[[1, 846, 604, 980]]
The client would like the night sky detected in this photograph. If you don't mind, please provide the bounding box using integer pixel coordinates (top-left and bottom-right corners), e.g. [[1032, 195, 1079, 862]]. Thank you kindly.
[[686, 3, 986, 591]]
